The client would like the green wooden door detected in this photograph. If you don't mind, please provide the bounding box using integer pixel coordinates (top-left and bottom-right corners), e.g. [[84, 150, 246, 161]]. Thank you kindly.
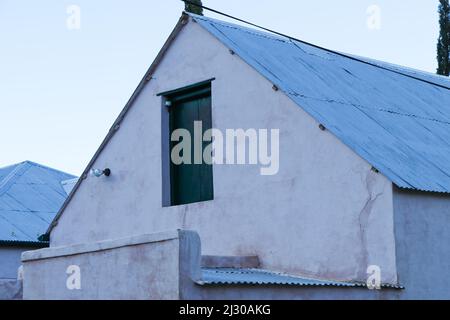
[[169, 90, 213, 206]]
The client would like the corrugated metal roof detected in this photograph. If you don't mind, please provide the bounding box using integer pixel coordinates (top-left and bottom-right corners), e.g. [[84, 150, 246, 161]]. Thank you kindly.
[[0, 161, 75, 244], [198, 268, 403, 289], [190, 13, 450, 193]]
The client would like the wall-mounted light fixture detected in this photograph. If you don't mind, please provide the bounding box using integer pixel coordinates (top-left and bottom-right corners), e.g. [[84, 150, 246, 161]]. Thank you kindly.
[[90, 168, 111, 177]]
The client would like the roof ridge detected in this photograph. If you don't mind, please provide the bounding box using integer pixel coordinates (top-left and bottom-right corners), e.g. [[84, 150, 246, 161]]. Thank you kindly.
[[0, 162, 32, 197], [191, 13, 289, 43], [21, 160, 76, 178], [0, 161, 75, 197]]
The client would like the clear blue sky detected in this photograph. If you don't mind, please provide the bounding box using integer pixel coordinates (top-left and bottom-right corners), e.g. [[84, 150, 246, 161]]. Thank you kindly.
[[0, 0, 441, 175]]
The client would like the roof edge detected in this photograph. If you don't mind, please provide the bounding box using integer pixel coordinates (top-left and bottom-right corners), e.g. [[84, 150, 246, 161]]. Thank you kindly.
[[0, 240, 49, 248], [22, 160, 77, 179]]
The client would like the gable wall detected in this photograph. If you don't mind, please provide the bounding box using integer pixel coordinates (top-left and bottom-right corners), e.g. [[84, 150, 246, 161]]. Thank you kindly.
[[50, 19, 397, 283]]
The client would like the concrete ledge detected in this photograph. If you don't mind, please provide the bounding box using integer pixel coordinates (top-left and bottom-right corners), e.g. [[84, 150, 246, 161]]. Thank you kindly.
[[201, 255, 260, 268], [22, 230, 179, 262]]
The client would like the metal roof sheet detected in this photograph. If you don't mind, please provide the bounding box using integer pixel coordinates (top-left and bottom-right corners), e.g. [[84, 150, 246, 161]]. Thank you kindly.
[[196, 268, 403, 289], [0, 161, 75, 244], [190, 13, 450, 193], [200, 268, 356, 287], [198, 268, 403, 289]]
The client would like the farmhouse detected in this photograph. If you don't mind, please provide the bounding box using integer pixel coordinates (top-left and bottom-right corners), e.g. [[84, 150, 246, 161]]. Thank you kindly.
[[0, 161, 75, 299], [21, 13, 450, 299]]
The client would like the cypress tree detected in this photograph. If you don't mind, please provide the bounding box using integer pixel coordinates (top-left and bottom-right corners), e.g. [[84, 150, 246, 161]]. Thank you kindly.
[[185, 0, 204, 16], [437, 0, 450, 76]]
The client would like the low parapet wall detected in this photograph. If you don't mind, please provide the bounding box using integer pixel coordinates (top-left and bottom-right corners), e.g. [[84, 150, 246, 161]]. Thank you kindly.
[[22, 230, 200, 300]]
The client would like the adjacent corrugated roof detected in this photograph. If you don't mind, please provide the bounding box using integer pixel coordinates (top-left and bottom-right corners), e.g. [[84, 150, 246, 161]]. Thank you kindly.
[[190, 13, 450, 193], [198, 268, 403, 289], [0, 161, 75, 244]]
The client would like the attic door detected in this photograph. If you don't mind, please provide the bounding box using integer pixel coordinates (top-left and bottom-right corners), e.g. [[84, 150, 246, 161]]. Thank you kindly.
[[168, 83, 213, 206]]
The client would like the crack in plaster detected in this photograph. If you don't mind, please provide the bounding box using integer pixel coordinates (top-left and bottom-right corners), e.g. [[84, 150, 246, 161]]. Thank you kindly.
[[358, 170, 384, 280]]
